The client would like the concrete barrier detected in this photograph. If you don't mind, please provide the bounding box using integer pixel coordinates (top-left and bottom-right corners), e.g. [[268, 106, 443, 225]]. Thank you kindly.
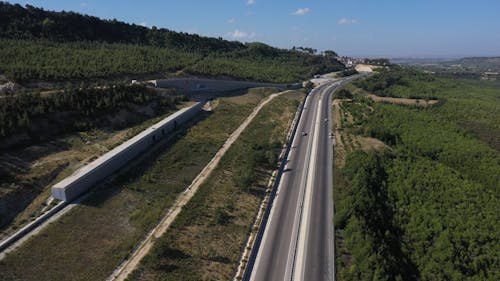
[[51, 102, 203, 202], [153, 78, 301, 92], [0, 201, 67, 253]]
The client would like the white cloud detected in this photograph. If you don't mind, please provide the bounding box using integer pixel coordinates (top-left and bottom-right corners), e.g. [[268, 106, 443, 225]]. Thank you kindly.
[[228, 18, 236, 24], [246, 0, 255, 5], [227, 29, 256, 39], [139, 21, 148, 27], [292, 8, 311, 16], [338, 18, 358, 25]]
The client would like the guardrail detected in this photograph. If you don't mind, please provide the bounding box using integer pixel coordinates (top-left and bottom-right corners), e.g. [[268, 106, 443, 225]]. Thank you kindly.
[[241, 91, 310, 281]]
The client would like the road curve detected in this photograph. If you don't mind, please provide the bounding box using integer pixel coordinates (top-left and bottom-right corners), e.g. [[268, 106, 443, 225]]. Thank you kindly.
[[249, 75, 361, 281]]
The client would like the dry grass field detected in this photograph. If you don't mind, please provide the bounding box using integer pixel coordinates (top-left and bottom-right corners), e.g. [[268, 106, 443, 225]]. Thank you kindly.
[[0, 88, 277, 281]]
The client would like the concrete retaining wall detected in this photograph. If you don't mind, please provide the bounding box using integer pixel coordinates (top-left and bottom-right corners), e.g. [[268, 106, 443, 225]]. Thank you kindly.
[[153, 78, 301, 92], [51, 102, 203, 202]]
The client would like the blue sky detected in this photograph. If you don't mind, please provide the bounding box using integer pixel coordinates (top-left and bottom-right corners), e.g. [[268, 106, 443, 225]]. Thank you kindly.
[[6, 0, 500, 57]]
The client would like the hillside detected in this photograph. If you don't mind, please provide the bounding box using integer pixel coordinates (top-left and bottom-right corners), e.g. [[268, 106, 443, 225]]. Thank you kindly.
[[0, 2, 244, 53], [429, 57, 500, 71], [0, 2, 344, 84], [394, 57, 500, 80], [334, 69, 499, 281]]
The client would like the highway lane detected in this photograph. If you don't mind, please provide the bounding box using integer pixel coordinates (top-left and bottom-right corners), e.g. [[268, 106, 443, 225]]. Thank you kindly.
[[302, 83, 335, 280], [249, 79, 341, 281], [249, 84, 318, 281]]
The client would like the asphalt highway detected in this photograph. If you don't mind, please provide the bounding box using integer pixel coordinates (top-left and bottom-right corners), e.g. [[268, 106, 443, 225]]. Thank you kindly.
[[249, 77, 350, 281]]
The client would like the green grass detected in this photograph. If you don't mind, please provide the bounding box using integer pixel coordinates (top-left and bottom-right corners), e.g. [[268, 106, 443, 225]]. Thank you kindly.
[[127, 91, 304, 281], [0, 88, 276, 281]]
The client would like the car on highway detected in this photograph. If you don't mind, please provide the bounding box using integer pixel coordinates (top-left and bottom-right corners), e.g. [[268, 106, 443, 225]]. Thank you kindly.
[[301, 131, 307, 136]]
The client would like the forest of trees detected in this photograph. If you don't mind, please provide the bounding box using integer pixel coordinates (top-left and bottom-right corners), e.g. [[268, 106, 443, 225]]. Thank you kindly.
[[0, 2, 344, 83], [338, 68, 359, 77], [0, 39, 201, 82], [339, 149, 498, 281], [0, 84, 182, 149], [355, 67, 440, 99], [0, 2, 244, 54], [339, 151, 419, 281], [336, 70, 499, 281], [356, 68, 500, 149]]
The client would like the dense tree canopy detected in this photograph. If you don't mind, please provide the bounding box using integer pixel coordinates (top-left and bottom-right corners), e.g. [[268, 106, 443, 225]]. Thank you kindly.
[[0, 2, 244, 54], [336, 70, 500, 281], [0, 85, 182, 149], [0, 2, 344, 83]]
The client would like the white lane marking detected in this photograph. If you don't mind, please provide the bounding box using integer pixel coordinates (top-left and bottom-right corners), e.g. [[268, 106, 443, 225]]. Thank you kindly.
[[250, 94, 311, 281], [294, 96, 323, 280], [292, 82, 338, 281], [287, 83, 337, 281], [250, 81, 341, 281], [284, 92, 319, 281]]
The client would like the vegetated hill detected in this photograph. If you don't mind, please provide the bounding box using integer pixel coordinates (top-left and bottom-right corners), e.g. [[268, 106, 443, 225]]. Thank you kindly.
[[394, 57, 500, 80], [392, 57, 500, 71], [390, 57, 457, 65], [0, 83, 185, 233], [335, 69, 499, 281], [0, 2, 244, 54], [0, 84, 184, 150], [433, 57, 500, 71], [0, 2, 344, 83]]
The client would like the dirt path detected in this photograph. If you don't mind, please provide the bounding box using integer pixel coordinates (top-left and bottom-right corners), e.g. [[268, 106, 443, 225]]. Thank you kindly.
[[367, 94, 438, 106], [109, 91, 290, 281]]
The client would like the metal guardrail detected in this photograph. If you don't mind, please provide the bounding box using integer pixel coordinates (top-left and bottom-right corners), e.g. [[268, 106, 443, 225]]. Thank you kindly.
[[241, 91, 310, 281]]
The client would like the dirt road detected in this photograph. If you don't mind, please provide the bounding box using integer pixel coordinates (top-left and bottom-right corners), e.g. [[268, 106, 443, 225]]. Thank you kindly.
[[367, 94, 438, 106]]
